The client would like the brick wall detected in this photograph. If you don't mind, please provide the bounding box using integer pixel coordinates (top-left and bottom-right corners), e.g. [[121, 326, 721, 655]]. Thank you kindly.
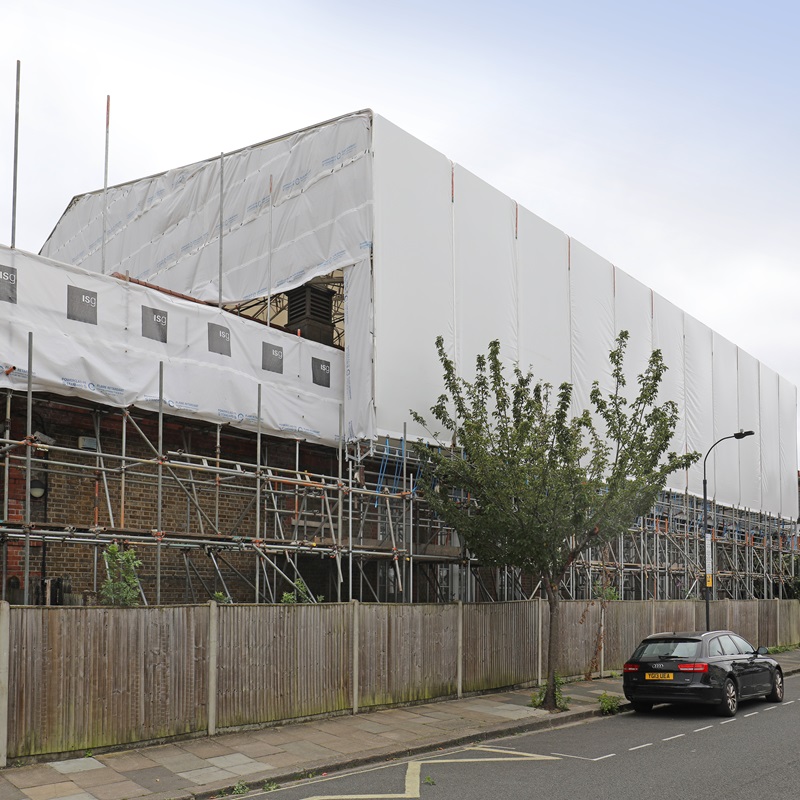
[[1, 395, 342, 604]]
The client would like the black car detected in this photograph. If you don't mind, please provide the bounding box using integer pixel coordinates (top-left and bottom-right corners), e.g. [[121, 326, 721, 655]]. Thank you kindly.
[[623, 630, 783, 716]]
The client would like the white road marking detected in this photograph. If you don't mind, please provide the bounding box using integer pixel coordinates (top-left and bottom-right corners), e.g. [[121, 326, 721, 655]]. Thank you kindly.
[[663, 734, 685, 741], [551, 752, 616, 761], [720, 719, 736, 724], [765, 706, 777, 711], [694, 726, 713, 732], [628, 743, 652, 751], [302, 746, 560, 800], [744, 712, 759, 717], [785, 700, 795, 705]]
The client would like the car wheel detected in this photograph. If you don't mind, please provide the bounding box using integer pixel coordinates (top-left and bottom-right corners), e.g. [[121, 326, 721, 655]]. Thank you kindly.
[[766, 670, 784, 703], [717, 678, 738, 717], [632, 701, 653, 713]]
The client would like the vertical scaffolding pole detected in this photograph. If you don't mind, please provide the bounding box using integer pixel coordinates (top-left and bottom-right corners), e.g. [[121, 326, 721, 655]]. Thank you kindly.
[[101, 95, 110, 274], [348, 458, 353, 600], [2, 391, 11, 601], [337, 404, 343, 602], [23, 333, 32, 604], [120, 409, 127, 527], [218, 152, 224, 308], [215, 424, 221, 532], [11, 61, 20, 249], [156, 362, 164, 604], [93, 413, 115, 527], [267, 174, 273, 326], [255, 384, 262, 603]]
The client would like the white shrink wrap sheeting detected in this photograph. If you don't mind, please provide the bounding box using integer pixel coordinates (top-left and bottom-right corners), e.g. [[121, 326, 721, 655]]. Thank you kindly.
[[516, 209, 571, 389], [0, 247, 343, 445], [41, 112, 373, 304], [779, 377, 799, 518], [31, 111, 798, 518], [737, 348, 762, 510], [653, 294, 687, 493], [569, 240, 615, 415], [759, 364, 781, 516], [613, 267, 653, 385], [452, 165, 518, 375], [684, 314, 715, 496], [372, 116, 454, 442], [711, 333, 741, 507]]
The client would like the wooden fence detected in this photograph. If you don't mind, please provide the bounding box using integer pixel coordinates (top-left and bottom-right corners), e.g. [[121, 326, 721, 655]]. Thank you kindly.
[[2, 598, 799, 762]]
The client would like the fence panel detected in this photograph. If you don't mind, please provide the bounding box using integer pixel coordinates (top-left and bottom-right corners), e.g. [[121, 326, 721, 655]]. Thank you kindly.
[[6, 598, 800, 759], [653, 600, 697, 634], [603, 602, 652, 670], [726, 600, 760, 644], [216, 603, 351, 728], [555, 601, 599, 678], [779, 600, 800, 646], [358, 603, 458, 707], [9, 605, 208, 758], [463, 601, 538, 691]]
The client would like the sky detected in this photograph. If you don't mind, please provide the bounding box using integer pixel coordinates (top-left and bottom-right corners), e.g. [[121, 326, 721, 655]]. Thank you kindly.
[[1, 0, 798, 449]]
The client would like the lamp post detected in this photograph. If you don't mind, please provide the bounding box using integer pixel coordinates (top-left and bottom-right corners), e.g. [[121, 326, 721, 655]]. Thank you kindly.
[[703, 429, 754, 631]]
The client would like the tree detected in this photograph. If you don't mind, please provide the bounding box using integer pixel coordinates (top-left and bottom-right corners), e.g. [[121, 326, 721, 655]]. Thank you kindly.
[[99, 542, 142, 606], [411, 331, 699, 710]]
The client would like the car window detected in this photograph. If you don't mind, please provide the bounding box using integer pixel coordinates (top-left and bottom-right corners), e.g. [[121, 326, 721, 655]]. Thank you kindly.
[[708, 637, 725, 657], [718, 634, 740, 656], [637, 639, 701, 659], [730, 634, 755, 655]]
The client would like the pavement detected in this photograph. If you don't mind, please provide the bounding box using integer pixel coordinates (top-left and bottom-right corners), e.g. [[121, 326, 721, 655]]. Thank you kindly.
[[3, 647, 800, 800]]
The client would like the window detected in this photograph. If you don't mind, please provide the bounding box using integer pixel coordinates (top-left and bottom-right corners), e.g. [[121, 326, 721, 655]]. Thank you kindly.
[[718, 635, 740, 656], [709, 637, 725, 657], [637, 639, 701, 659], [730, 634, 756, 655]]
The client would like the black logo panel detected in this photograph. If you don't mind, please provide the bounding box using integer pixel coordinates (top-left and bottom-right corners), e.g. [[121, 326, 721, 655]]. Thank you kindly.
[[142, 306, 168, 343], [0, 266, 17, 304], [262, 342, 284, 373], [311, 357, 331, 388], [208, 323, 231, 356], [67, 286, 98, 324]]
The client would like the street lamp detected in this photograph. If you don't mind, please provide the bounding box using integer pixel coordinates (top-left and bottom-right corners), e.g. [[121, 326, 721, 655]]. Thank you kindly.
[[703, 429, 754, 631]]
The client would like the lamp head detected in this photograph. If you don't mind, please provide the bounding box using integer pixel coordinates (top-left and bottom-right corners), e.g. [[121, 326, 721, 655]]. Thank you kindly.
[[734, 430, 755, 440]]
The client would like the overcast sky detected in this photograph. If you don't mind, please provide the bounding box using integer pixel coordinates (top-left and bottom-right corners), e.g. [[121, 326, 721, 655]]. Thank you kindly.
[[1, 0, 798, 450]]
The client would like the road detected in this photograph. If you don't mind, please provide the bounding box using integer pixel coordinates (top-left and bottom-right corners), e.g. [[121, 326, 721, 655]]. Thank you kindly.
[[254, 674, 800, 800]]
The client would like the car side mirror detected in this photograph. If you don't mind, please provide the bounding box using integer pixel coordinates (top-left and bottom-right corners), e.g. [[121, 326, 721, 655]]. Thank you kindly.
[[757, 646, 769, 656]]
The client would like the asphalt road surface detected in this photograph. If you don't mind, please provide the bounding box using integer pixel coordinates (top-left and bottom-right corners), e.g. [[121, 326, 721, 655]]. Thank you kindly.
[[255, 674, 800, 800]]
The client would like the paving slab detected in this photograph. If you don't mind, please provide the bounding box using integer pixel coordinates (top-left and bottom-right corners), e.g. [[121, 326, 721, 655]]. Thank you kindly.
[[113, 767, 190, 793], [86, 781, 150, 800], [20, 782, 83, 800], [95, 754, 159, 773], [177, 767, 236, 785], [48, 763, 104, 778], [3, 769, 65, 791], [66, 770, 127, 790]]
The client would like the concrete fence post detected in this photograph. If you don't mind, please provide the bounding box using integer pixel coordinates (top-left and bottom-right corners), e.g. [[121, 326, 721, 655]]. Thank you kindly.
[[351, 600, 360, 715], [208, 600, 218, 736], [457, 601, 463, 699], [599, 602, 605, 677], [537, 597, 543, 686], [0, 602, 9, 767]]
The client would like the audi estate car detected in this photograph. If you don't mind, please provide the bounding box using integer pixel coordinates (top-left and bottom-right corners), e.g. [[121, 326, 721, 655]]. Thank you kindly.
[[623, 630, 783, 716]]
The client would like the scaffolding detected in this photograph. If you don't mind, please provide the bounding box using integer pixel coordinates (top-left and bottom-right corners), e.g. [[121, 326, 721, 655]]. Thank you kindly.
[[1, 375, 798, 605]]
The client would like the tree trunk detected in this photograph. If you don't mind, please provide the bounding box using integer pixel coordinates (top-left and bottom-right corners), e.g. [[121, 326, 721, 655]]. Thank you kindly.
[[542, 578, 561, 711]]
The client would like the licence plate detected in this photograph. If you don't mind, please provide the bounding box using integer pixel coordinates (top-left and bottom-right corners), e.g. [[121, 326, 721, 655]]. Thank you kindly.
[[645, 672, 673, 680]]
